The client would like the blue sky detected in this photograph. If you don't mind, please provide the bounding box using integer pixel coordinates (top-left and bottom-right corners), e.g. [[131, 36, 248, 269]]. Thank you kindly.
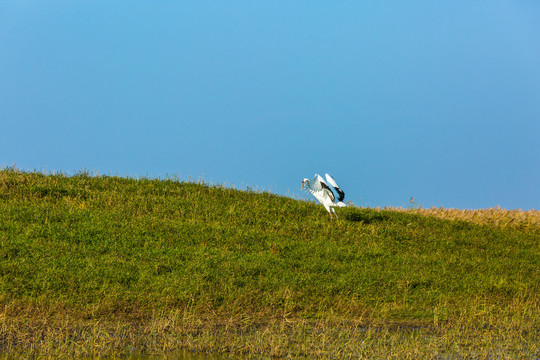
[[1, 2, 539, 210]]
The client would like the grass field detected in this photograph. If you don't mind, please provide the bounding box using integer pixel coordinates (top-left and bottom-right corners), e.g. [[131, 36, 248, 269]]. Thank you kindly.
[[0, 168, 538, 359]]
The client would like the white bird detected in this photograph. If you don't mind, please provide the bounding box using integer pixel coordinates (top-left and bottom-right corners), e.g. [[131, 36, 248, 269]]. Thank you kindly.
[[301, 173, 346, 219]]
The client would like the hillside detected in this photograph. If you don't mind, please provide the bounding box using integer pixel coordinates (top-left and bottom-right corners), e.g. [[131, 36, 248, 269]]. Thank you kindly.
[[0, 169, 538, 358]]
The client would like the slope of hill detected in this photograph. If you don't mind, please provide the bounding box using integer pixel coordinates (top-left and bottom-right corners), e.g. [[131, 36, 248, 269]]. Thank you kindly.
[[1, 169, 538, 358]]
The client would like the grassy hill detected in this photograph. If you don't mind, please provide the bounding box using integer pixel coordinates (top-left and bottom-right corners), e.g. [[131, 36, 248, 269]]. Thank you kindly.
[[1, 169, 538, 358]]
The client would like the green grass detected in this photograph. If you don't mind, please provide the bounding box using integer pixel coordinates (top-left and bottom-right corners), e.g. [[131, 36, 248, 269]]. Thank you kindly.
[[0, 168, 538, 358]]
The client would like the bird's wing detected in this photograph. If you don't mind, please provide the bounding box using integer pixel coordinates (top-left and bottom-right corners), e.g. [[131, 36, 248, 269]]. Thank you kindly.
[[319, 181, 335, 203], [308, 174, 335, 203], [308, 174, 325, 191], [325, 173, 345, 202]]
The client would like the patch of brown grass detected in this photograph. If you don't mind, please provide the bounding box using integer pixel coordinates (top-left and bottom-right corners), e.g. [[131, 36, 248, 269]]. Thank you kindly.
[[375, 206, 540, 230], [1, 298, 538, 359]]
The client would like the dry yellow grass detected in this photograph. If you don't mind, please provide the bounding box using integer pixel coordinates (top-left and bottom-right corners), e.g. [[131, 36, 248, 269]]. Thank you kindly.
[[374, 206, 540, 230], [1, 298, 538, 359]]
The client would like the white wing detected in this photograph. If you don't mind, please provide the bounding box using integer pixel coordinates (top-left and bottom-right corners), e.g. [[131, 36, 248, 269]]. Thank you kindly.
[[325, 173, 345, 202], [324, 173, 339, 189], [308, 174, 324, 191], [306, 174, 335, 203]]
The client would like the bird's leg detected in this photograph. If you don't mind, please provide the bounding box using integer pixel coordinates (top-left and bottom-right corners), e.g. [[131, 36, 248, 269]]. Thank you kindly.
[[332, 208, 338, 219]]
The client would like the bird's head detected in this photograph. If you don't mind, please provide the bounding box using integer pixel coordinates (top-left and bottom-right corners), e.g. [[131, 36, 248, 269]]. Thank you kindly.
[[301, 178, 309, 190]]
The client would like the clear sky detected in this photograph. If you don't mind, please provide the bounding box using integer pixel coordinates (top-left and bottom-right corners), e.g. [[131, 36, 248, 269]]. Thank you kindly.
[[1, 2, 539, 210]]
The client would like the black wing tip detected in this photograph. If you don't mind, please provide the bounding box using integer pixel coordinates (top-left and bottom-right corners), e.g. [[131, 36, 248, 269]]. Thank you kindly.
[[336, 188, 345, 202]]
